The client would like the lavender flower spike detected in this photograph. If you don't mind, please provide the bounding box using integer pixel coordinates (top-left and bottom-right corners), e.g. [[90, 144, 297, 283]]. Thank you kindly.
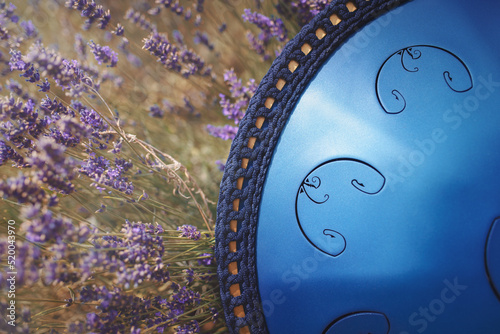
[[177, 224, 201, 240], [88, 41, 118, 67]]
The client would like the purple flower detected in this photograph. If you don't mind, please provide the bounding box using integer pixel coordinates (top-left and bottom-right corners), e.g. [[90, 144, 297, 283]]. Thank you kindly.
[[1, 2, 19, 23], [148, 6, 161, 16], [20, 20, 38, 38], [177, 225, 201, 240], [65, 0, 112, 30], [5, 79, 35, 101], [21, 308, 31, 323], [172, 286, 201, 304], [197, 253, 213, 266], [50, 116, 91, 147], [215, 160, 225, 172], [86, 312, 102, 330], [139, 190, 149, 201], [209, 307, 219, 321], [73, 101, 114, 148], [173, 30, 184, 45], [206, 124, 238, 141], [193, 31, 213, 50], [20, 64, 40, 83], [175, 320, 200, 334], [21, 203, 42, 219], [27, 137, 77, 194], [196, 0, 204, 13], [98, 9, 111, 29], [143, 31, 211, 78], [157, 0, 185, 16], [241, 8, 288, 59], [276, 0, 332, 27], [0, 97, 48, 151], [242, 8, 288, 43], [112, 23, 124, 36], [208, 69, 257, 140], [80, 153, 134, 194], [68, 321, 86, 333], [40, 96, 75, 118], [24, 44, 95, 97], [194, 14, 201, 26], [149, 104, 164, 118], [183, 96, 197, 116], [79, 285, 155, 331], [9, 49, 27, 71], [37, 78, 50, 92], [109, 139, 122, 154], [74, 34, 87, 60], [119, 221, 164, 259], [0, 140, 20, 166], [185, 268, 195, 284], [25, 210, 90, 244], [0, 96, 53, 166], [125, 8, 156, 32], [143, 32, 180, 72], [219, 94, 246, 123], [131, 326, 142, 334], [246, 31, 269, 60], [184, 9, 192, 21], [88, 41, 118, 67], [87, 222, 168, 288]]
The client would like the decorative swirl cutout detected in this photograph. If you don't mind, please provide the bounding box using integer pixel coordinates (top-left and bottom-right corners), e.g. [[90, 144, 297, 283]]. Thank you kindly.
[[386, 89, 407, 114], [444, 71, 473, 93], [376, 45, 473, 115], [299, 180, 330, 204], [352, 177, 384, 194], [323, 229, 347, 256], [323, 312, 390, 334], [406, 47, 422, 59], [300, 176, 329, 204], [296, 159, 385, 257], [304, 176, 321, 189], [401, 47, 421, 72]]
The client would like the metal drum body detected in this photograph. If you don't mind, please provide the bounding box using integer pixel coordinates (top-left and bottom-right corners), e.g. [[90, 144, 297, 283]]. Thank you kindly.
[[216, 1, 500, 333]]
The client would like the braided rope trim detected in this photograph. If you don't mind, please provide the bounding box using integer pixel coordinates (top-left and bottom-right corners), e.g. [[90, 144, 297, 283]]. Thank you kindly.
[[215, 1, 411, 333]]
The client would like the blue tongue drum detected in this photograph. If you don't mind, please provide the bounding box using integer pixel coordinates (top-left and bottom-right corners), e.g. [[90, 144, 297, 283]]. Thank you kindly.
[[255, 0, 500, 333], [215, 0, 500, 333]]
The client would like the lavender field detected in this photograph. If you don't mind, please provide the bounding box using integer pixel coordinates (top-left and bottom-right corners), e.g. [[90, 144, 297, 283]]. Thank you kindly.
[[0, 1, 330, 332]]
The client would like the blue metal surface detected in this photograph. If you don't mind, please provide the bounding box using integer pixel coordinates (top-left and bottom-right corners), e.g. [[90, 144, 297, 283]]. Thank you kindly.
[[486, 219, 500, 300], [324, 312, 390, 334], [256, 0, 500, 333]]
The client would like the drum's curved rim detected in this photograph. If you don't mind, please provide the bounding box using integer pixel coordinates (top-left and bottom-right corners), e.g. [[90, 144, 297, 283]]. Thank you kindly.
[[214, 1, 411, 333]]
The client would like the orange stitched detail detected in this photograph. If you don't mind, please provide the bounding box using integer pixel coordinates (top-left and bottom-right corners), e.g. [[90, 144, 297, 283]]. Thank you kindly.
[[228, 262, 238, 275], [330, 13, 342, 25], [233, 199, 240, 211], [301, 43, 312, 55], [265, 97, 275, 109], [234, 305, 245, 318], [276, 78, 286, 91], [316, 28, 326, 39], [230, 284, 241, 297], [229, 241, 237, 252], [288, 60, 299, 73], [255, 116, 266, 129], [346, 2, 357, 12]]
